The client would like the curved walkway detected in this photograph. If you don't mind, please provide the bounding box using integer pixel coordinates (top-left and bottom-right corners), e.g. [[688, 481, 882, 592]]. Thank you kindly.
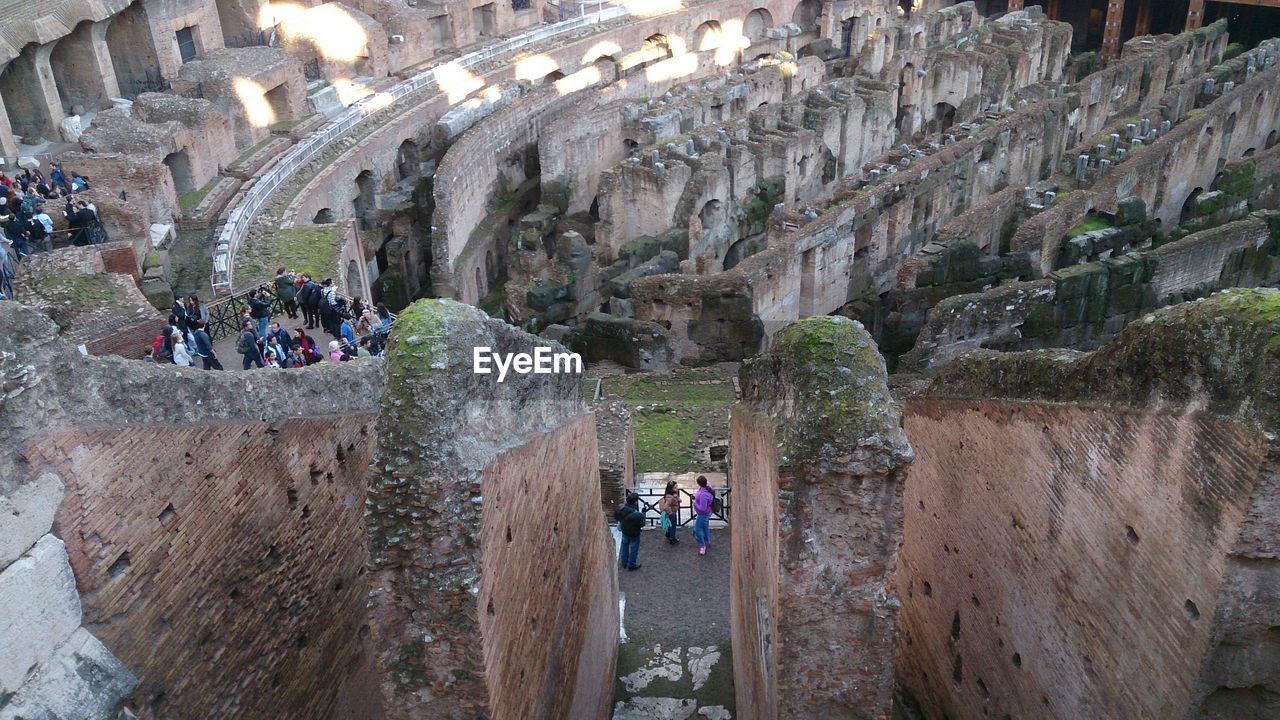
[[212, 5, 629, 293]]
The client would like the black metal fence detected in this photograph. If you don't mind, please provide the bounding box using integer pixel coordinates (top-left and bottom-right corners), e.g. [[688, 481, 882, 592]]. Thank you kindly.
[[512, 0, 534, 10], [224, 29, 275, 48], [628, 486, 731, 528], [118, 70, 203, 100], [303, 59, 323, 81]]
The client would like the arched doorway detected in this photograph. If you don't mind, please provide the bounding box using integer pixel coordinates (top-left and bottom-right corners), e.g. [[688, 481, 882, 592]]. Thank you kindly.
[[164, 150, 196, 196], [106, 1, 161, 99], [50, 22, 113, 116], [396, 140, 420, 182], [354, 170, 375, 228], [791, 0, 822, 32], [694, 20, 723, 53], [314, 208, 335, 224], [1180, 187, 1203, 224], [931, 102, 957, 134], [744, 9, 774, 40], [0, 46, 62, 141]]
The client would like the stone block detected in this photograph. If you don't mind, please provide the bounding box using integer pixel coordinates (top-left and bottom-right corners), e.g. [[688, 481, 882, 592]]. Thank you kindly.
[[307, 86, 345, 119], [1195, 191, 1228, 218], [0, 535, 82, 695], [1115, 196, 1147, 225], [0, 628, 136, 720], [57, 116, 83, 144], [0, 473, 65, 568]]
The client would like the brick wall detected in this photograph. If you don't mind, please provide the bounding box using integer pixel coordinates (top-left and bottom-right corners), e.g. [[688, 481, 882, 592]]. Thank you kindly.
[[896, 398, 1265, 719], [479, 414, 618, 720], [38, 416, 380, 720]]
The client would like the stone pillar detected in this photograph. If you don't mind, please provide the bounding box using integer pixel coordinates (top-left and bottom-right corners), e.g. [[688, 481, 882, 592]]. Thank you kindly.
[[1101, 0, 1126, 61], [0, 91, 18, 157], [730, 316, 912, 720], [31, 45, 65, 132], [90, 21, 121, 99], [1186, 0, 1206, 30], [1135, 0, 1152, 37]]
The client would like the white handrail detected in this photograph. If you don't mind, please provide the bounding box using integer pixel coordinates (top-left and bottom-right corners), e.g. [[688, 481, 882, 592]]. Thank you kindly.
[[211, 5, 629, 293]]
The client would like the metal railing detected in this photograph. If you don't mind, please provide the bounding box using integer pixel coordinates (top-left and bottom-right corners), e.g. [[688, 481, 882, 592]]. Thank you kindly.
[[628, 486, 731, 529], [210, 4, 630, 294], [204, 281, 385, 342]]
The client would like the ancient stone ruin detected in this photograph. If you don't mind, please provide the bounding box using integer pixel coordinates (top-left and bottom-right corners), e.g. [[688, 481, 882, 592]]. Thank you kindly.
[[2, 1, 1279, 719]]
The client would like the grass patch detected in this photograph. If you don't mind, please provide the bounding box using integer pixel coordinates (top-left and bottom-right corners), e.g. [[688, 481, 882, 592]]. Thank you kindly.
[[1066, 214, 1112, 237], [270, 116, 312, 132], [605, 366, 736, 474], [178, 178, 219, 214], [236, 225, 343, 287]]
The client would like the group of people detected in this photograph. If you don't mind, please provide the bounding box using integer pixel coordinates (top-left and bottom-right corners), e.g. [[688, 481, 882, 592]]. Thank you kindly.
[[0, 164, 99, 301], [614, 475, 719, 571], [146, 267, 394, 371]]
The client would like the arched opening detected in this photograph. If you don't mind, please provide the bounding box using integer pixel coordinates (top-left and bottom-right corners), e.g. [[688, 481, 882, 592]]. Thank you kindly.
[[1181, 187, 1203, 225], [314, 208, 335, 224], [642, 33, 672, 59], [589, 196, 601, 222], [543, 70, 566, 85], [354, 170, 376, 229], [485, 250, 495, 281], [1267, 130, 1277, 150], [694, 20, 723, 53], [744, 9, 774, 39], [1243, 148, 1257, 158], [164, 150, 196, 196], [0, 46, 61, 141], [474, 266, 485, 301], [106, 1, 161, 99], [899, 0, 916, 16], [931, 102, 957, 135], [50, 22, 111, 117], [724, 238, 752, 270], [791, 0, 822, 32], [396, 140, 420, 182], [897, 63, 917, 136]]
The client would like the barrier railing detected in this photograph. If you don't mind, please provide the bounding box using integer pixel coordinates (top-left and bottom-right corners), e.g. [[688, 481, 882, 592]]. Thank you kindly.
[[211, 5, 629, 295]]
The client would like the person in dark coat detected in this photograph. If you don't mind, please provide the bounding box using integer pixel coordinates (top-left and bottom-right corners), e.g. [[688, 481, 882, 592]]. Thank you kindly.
[[298, 273, 321, 330], [238, 319, 264, 370], [191, 320, 222, 370], [615, 492, 645, 571], [274, 267, 299, 319]]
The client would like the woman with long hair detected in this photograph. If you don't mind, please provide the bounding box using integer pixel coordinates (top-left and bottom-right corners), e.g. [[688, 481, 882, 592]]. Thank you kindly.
[[658, 480, 681, 545]]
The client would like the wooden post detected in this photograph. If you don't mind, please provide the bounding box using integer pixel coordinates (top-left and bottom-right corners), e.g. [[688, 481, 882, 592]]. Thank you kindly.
[[1186, 0, 1206, 30], [1101, 0, 1126, 61]]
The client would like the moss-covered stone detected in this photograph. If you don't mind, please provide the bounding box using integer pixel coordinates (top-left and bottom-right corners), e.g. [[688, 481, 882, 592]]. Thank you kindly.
[[739, 316, 911, 473]]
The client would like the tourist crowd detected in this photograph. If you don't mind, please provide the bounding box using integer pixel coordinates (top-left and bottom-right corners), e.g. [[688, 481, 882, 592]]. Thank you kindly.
[[147, 268, 393, 371], [0, 163, 102, 301]]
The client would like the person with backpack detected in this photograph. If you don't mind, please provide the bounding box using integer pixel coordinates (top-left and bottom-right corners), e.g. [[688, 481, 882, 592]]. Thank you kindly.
[[318, 278, 339, 336], [615, 491, 645, 571], [274, 267, 299, 319], [693, 475, 716, 556], [299, 273, 321, 330], [191, 320, 222, 370], [238, 319, 264, 370], [658, 480, 681, 545]]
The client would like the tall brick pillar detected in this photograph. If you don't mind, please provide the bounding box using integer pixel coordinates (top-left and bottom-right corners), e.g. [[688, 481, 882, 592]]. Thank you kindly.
[[0, 92, 18, 157], [1186, 0, 1206, 30], [89, 21, 121, 100], [1101, 0, 1127, 61], [729, 316, 913, 720]]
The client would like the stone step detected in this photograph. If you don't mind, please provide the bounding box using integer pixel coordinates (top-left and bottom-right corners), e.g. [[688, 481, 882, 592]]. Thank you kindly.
[[225, 137, 294, 181], [176, 176, 243, 231]]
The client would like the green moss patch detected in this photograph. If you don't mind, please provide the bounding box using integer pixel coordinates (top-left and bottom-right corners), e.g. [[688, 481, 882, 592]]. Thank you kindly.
[[178, 178, 219, 214], [236, 225, 343, 287], [603, 365, 736, 474], [1066, 214, 1112, 238]]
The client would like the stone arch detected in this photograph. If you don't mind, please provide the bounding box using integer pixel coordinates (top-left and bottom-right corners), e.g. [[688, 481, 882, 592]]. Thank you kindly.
[[695, 20, 723, 53], [354, 170, 376, 227], [347, 259, 363, 301], [543, 70, 566, 85], [1243, 148, 1256, 158], [485, 250, 495, 281], [314, 208, 335, 224], [1267, 130, 1277, 150], [744, 9, 774, 40], [0, 46, 62, 141], [791, 0, 822, 32], [164, 149, 196, 196], [724, 238, 750, 270], [931, 102, 957, 134], [474, 265, 485, 300], [50, 21, 113, 116], [1180, 187, 1203, 224], [106, 1, 161, 99], [396, 139, 420, 182], [897, 63, 918, 136]]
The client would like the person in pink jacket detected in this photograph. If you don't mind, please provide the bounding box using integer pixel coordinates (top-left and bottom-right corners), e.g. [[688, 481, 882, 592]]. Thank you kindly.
[[693, 475, 715, 555]]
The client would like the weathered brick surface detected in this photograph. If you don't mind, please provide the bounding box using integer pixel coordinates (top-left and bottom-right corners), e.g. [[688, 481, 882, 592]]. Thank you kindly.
[[38, 416, 380, 720], [897, 398, 1265, 720], [729, 316, 912, 720]]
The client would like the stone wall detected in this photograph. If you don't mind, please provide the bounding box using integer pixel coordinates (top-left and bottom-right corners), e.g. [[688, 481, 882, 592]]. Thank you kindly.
[[367, 299, 617, 720], [729, 316, 912, 719], [895, 289, 1280, 720], [905, 211, 1280, 371], [0, 300, 386, 719]]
